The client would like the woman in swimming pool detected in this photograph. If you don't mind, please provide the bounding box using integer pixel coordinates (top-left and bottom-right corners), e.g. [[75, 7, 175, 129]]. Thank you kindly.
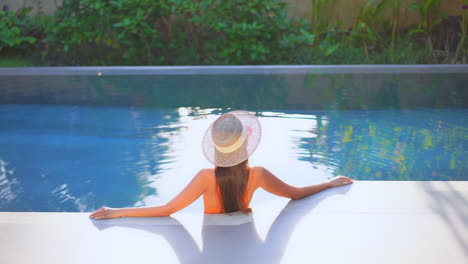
[[90, 110, 353, 220]]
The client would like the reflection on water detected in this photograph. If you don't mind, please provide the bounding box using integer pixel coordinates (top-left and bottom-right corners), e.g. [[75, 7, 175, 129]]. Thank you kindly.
[[0, 159, 19, 203], [0, 105, 466, 212], [302, 109, 468, 181]]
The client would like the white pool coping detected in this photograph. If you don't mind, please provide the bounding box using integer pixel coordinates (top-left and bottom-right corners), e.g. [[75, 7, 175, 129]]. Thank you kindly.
[[1, 181, 467, 264], [1, 65, 468, 75]]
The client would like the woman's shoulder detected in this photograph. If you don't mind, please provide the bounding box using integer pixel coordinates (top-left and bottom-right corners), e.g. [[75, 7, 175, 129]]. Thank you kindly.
[[198, 168, 215, 176], [200, 168, 215, 173], [249, 166, 277, 183], [198, 166, 267, 177], [250, 166, 266, 174], [192, 169, 216, 188], [249, 166, 268, 182], [197, 168, 215, 180]]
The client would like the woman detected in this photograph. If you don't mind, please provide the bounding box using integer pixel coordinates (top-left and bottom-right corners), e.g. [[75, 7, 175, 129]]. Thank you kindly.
[[90, 110, 353, 220]]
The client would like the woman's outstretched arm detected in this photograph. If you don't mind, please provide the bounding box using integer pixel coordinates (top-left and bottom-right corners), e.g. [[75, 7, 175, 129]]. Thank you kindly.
[[256, 167, 353, 200], [90, 169, 209, 220]]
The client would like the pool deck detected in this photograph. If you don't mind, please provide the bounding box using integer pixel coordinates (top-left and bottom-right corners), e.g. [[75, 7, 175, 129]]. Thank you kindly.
[[1, 181, 467, 264]]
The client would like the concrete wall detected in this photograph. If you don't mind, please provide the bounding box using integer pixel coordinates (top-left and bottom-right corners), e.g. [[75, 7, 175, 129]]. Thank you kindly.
[[1, 0, 63, 15], [0, 0, 464, 29], [1, 66, 467, 110], [286, 0, 464, 29]]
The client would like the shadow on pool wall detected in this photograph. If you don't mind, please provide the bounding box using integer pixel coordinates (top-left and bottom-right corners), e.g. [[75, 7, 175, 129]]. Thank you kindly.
[[90, 184, 352, 264], [0, 66, 467, 110], [420, 181, 468, 255]]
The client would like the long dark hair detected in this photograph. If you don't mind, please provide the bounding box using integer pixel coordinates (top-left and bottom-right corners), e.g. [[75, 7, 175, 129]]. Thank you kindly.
[[214, 160, 250, 213]]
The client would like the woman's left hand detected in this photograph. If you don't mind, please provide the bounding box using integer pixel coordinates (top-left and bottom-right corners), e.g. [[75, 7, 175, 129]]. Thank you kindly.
[[90, 207, 121, 220], [327, 176, 354, 188]]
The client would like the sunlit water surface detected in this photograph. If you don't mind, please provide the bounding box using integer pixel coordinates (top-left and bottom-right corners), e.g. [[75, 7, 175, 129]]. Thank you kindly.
[[0, 105, 466, 212]]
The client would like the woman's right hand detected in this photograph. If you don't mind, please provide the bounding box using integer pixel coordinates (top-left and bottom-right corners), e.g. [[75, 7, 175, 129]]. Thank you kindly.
[[327, 176, 354, 188], [90, 207, 122, 220]]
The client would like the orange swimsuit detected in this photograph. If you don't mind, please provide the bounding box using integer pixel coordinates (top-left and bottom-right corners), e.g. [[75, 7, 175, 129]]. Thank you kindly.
[[204, 168, 255, 214]]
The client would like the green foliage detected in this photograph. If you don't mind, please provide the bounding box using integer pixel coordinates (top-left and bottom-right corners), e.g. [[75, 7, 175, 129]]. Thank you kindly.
[[408, 0, 446, 36], [0, 0, 463, 66], [407, 0, 447, 62], [0, 52, 34, 67], [43, 0, 315, 65], [313, 27, 345, 61], [453, 0, 468, 63], [293, 34, 428, 65], [388, 0, 401, 48], [44, 0, 171, 65], [350, 0, 389, 58], [0, 8, 37, 51], [310, 0, 337, 36], [175, 0, 282, 64], [199, 0, 314, 64]]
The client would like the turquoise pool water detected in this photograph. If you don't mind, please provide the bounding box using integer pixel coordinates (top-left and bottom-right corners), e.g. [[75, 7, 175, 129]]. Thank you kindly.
[[0, 104, 466, 212]]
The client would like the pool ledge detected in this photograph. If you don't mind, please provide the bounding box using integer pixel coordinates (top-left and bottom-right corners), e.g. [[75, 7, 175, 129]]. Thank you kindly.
[[1, 181, 467, 264]]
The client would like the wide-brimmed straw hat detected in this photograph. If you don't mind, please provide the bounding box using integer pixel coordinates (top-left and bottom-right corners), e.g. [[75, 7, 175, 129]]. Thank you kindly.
[[203, 110, 261, 167]]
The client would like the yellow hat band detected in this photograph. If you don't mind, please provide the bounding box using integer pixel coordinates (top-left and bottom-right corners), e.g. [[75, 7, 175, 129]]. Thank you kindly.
[[214, 125, 247, 153]]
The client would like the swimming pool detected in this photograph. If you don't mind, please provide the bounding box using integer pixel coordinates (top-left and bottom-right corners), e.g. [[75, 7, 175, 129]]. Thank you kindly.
[[0, 66, 467, 212]]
